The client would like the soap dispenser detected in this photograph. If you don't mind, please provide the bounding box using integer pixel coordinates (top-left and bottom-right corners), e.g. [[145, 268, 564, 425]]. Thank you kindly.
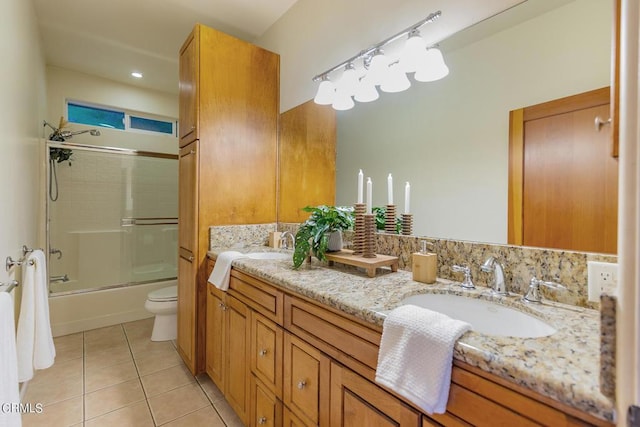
[[412, 240, 437, 284]]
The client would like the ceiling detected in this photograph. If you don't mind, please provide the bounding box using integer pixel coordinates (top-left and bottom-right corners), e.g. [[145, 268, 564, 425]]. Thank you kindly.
[[32, 0, 571, 97], [32, 0, 299, 95]]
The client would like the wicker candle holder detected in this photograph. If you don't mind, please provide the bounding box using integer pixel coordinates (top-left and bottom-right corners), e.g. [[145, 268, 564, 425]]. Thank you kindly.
[[363, 214, 377, 258], [352, 203, 366, 255], [385, 204, 397, 234], [401, 213, 413, 236]]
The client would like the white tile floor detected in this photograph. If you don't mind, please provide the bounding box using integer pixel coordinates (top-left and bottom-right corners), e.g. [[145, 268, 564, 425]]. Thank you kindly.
[[21, 318, 243, 427]]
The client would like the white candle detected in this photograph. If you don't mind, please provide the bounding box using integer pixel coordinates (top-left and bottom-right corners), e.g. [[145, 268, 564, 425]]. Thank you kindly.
[[404, 182, 411, 214], [366, 177, 372, 214], [357, 169, 363, 203], [387, 173, 393, 205]]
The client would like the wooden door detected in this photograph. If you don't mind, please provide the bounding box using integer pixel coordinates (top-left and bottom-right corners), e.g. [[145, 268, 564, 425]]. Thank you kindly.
[[329, 362, 419, 427], [250, 311, 283, 398], [226, 295, 251, 425], [250, 375, 282, 427], [206, 284, 226, 391], [178, 29, 198, 146], [177, 250, 196, 372], [178, 142, 197, 254], [508, 87, 618, 253]]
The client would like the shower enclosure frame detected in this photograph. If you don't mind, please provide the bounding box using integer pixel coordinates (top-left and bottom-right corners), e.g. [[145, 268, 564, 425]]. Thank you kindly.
[[45, 140, 179, 296]]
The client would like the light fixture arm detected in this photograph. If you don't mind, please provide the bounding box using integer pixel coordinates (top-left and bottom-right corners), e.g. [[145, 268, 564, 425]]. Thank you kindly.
[[312, 10, 441, 81]]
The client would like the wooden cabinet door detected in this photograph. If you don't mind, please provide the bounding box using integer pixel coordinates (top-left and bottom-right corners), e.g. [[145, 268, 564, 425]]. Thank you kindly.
[[178, 142, 197, 254], [206, 284, 226, 391], [284, 332, 330, 427], [179, 29, 198, 146], [226, 295, 251, 425], [250, 312, 283, 398], [330, 362, 420, 427], [177, 250, 196, 372], [250, 375, 282, 427]]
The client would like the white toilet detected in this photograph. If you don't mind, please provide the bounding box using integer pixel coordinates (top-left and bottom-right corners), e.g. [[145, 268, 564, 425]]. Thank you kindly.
[[144, 285, 178, 341]]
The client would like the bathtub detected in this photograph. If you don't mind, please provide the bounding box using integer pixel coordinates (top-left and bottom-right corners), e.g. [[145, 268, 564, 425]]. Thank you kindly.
[[48, 279, 176, 337]]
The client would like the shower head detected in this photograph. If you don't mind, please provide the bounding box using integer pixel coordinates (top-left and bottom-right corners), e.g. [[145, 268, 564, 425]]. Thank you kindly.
[[58, 129, 101, 139]]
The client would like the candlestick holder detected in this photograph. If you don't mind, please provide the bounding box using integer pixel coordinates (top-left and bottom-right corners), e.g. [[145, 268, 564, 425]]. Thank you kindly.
[[385, 204, 397, 234], [363, 214, 377, 258], [352, 203, 366, 255], [401, 213, 413, 235]]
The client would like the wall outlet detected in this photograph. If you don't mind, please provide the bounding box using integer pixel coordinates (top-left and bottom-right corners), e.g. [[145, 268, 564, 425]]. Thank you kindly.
[[587, 261, 618, 302]]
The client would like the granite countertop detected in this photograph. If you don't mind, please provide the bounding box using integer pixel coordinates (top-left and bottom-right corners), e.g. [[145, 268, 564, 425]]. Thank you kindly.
[[208, 246, 614, 423]]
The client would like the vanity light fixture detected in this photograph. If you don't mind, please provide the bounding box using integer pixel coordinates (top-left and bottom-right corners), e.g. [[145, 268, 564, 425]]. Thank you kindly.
[[312, 10, 447, 111]]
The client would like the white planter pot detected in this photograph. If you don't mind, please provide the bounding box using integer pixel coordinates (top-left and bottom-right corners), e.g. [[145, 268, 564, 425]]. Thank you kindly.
[[327, 230, 343, 252]]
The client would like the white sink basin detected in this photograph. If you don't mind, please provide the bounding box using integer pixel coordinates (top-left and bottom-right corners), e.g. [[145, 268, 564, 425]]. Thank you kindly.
[[245, 252, 291, 260], [400, 293, 556, 338]]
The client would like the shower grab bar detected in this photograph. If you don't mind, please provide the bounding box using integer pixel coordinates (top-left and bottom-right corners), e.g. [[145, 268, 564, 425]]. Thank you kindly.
[[1, 280, 18, 293], [121, 217, 178, 226]]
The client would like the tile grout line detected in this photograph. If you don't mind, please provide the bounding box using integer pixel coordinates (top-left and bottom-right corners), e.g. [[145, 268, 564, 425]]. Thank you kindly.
[[121, 322, 158, 427]]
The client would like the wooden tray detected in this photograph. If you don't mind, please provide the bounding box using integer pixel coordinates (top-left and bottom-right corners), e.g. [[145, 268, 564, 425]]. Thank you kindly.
[[324, 249, 399, 278]]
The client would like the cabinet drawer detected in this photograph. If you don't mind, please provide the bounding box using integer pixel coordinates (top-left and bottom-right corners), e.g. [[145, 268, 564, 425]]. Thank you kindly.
[[284, 295, 380, 376], [284, 333, 330, 427], [250, 376, 282, 427], [251, 312, 283, 398], [230, 270, 284, 324]]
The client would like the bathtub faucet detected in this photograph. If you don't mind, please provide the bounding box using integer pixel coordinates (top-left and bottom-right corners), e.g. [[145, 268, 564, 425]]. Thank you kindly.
[[50, 274, 69, 283]]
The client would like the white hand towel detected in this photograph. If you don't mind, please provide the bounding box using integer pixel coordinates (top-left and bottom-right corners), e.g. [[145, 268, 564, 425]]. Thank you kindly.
[[0, 293, 22, 427], [208, 251, 247, 291], [375, 304, 470, 414], [17, 250, 56, 382]]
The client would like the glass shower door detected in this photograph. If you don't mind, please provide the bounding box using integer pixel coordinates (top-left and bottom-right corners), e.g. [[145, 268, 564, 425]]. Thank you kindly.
[[47, 143, 178, 295]]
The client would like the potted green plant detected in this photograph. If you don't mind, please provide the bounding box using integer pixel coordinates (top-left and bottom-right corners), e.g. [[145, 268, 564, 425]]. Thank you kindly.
[[293, 205, 354, 268]]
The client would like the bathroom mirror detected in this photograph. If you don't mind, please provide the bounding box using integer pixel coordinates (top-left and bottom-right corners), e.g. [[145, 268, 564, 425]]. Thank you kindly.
[[334, 0, 614, 252]]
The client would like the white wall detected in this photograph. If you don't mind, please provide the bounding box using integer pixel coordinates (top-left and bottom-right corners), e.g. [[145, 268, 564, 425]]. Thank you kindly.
[[46, 66, 178, 155], [0, 0, 47, 312], [334, 0, 610, 243]]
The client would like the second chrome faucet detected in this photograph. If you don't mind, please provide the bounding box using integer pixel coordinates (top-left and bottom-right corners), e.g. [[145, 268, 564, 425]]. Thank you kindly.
[[481, 256, 508, 296]]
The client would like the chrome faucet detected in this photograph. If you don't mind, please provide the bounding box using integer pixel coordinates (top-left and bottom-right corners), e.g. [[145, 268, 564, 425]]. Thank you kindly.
[[280, 231, 295, 250], [524, 276, 567, 303], [451, 265, 475, 289], [50, 274, 69, 283], [480, 256, 508, 295]]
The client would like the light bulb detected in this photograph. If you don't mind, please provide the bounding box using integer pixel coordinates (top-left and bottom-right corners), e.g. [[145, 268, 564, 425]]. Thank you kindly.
[[380, 62, 411, 93], [367, 50, 390, 85], [332, 88, 355, 111], [399, 32, 428, 73], [336, 64, 359, 97], [313, 78, 335, 105], [354, 77, 379, 103], [414, 48, 449, 82]]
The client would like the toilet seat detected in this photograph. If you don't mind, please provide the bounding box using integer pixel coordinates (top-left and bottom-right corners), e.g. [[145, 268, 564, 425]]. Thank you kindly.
[[148, 285, 177, 302]]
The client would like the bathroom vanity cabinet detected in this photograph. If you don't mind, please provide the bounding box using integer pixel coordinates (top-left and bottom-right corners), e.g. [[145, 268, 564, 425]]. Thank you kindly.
[[177, 24, 279, 373], [206, 259, 612, 427]]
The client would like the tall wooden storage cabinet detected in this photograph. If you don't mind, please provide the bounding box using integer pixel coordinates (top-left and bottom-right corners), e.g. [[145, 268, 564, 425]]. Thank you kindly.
[[178, 24, 279, 373]]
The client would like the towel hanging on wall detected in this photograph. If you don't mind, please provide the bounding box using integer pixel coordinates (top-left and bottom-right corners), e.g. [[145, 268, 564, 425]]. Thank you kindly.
[[0, 292, 21, 427], [16, 250, 56, 382]]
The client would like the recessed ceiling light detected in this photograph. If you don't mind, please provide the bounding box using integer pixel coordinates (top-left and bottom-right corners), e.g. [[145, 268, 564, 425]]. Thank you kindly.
[[131, 72, 143, 79]]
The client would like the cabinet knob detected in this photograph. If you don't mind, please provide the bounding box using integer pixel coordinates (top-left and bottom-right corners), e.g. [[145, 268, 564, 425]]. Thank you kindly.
[[191, 125, 196, 131], [258, 416, 267, 425], [189, 150, 195, 155], [219, 303, 227, 311], [258, 349, 267, 357], [595, 116, 612, 131], [297, 380, 307, 390], [188, 255, 194, 261]]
